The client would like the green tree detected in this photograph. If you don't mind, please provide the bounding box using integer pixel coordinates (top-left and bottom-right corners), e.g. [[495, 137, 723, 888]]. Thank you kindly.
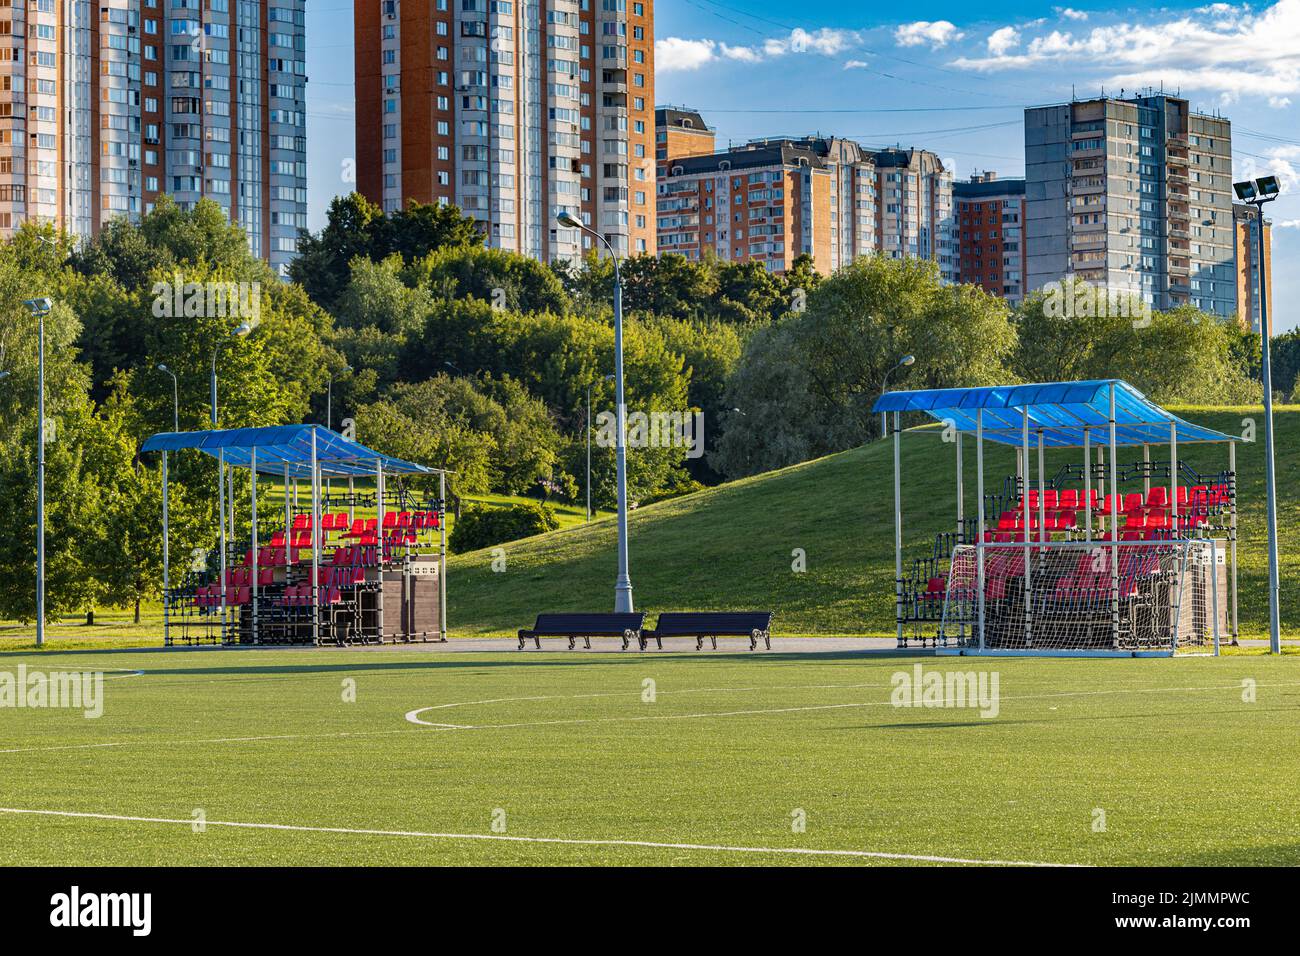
[[289, 194, 483, 310]]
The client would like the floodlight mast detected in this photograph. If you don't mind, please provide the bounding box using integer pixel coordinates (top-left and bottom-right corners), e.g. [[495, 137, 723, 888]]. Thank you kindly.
[[1233, 176, 1282, 654]]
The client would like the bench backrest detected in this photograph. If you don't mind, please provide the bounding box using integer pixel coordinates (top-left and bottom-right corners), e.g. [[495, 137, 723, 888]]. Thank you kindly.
[[651, 611, 773, 635], [531, 612, 645, 634]]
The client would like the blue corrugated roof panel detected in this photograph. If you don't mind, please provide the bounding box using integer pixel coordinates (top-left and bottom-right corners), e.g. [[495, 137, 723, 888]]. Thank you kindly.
[[872, 380, 1237, 447], [141, 425, 433, 478]]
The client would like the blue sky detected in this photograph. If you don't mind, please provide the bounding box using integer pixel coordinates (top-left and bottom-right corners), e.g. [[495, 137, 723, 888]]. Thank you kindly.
[[306, 1, 1300, 329]]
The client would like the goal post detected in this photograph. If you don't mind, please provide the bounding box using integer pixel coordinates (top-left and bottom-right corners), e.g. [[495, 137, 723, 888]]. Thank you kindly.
[[939, 539, 1224, 655]]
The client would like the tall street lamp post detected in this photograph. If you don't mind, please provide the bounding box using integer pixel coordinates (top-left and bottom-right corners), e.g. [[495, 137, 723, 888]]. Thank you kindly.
[[23, 298, 52, 647], [157, 363, 179, 432], [879, 354, 915, 439], [557, 211, 633, 611]]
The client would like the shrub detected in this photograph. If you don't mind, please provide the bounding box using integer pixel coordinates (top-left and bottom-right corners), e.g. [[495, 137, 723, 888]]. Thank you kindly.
[[449, 502, 559, 554]]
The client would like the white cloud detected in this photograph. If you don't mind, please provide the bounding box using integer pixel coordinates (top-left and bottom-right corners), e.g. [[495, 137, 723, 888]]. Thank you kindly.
[[894, 20, 965, 50], [1237, 145, 1300, 194], [655, 37, 718, 73], [1270, 95, 1293, 107], [1276, 219, 1300, 228], [987, 26, 1021, 55], [1057, 7, 1090, 20], [843, 59, 870, 70], [656, 28, 860, 72], [950, 0, 1300, 104]]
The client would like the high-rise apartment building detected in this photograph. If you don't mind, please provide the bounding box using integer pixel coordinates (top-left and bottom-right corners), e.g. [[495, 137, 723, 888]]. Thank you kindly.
[[1025, 92, 1235, 316], [1233, 202, 1273, 333], [656, 139, 829, 271], [0, 0, 307, 276], [954, 172, 1026, 305], [655, 122, 954, 278], [355, 0, 656, 262]]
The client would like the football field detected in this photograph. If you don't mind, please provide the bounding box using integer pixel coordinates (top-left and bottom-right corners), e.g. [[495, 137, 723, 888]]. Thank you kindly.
[[0, 647, 1297, 866]]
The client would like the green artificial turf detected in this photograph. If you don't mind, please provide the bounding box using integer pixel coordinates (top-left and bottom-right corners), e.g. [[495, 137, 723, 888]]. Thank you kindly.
[[0, 648, 1297, 866]]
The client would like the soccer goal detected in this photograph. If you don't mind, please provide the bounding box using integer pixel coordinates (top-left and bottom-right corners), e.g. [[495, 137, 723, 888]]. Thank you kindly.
[[938, 539, 1225, 653]]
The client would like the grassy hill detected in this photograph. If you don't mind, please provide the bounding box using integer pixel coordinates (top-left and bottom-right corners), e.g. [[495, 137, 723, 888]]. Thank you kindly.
[[448, 406, 1300, 640]]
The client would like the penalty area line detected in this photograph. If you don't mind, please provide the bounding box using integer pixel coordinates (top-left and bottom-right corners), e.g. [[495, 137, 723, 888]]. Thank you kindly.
[[0, 806, 1077, 867]]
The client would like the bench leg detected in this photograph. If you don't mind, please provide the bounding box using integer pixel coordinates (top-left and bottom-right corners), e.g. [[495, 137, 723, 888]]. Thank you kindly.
[[584, 636, 591, 650], [655, 635, 662, 650], [696, 636, 703, 651], [534, 636, 541, 650], [749, 631, 757, 651], [568, 636, 575, 650], [518, 635, 525, 650], [711, 636, 717, 650]]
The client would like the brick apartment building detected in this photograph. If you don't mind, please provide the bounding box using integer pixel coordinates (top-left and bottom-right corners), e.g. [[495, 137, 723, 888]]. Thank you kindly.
[[1234, 202, 1273, 333], [0, 0, 308, 275], [355, 0, 657, 262], [655, 113, 955, 277], [954, 172, 1027, 305]]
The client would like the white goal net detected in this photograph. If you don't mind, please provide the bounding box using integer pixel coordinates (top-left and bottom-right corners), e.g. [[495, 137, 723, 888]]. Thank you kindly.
[[939, 540, 1225, 652]]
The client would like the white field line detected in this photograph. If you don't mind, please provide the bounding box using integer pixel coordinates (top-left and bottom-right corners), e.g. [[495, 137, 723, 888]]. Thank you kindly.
[[0, 806, 1076, 867], [2, 680, 1294, 757], [404, 679, 1300, 730]]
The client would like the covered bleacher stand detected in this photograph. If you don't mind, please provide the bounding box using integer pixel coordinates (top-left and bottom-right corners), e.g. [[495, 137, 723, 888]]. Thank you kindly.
[[872, 381, 1238, 656], [141, 426, 447, 647]]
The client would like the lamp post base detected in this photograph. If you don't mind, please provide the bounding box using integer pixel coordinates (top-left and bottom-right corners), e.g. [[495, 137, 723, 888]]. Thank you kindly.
[[614, 580, 634, 614]]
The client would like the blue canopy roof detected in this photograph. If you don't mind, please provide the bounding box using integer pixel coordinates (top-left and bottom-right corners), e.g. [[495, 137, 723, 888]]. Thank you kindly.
[[141, 425, 435, 478], [872, 380, 1238, 448]]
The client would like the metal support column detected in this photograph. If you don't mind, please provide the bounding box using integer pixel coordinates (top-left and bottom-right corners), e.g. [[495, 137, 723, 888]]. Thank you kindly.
[[1108, 384, 1119, 648], [1229, 441, 1239, 644], [1169, 422, 1178, 536], [439, 470, 447, 642], [1022, 409, 1032, 648], [218, 448, 227, 642], [162, 451, 170, 645], [376, 459, 385, 641], [1083, 428, 1092, 542], [975, 410, 986, 650], [250, 447, 259, 644], [955, 431, 964, 533], [892, 410, 903, 646], [310, 429, 320, 645], [1036, 430, 1047, 552]]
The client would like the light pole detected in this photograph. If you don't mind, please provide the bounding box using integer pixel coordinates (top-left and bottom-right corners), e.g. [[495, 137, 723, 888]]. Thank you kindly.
[[210, 320, 253, 428], [326, 364, 352, 432], [23, 297, 51, 647], [156, 363, 179, 432], [1234, 175, 1282, 654], [558, 210, 633, 611], [879, 354, 915, 439]]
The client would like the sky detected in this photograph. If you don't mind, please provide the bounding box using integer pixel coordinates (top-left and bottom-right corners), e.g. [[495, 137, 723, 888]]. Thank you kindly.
[[305, 1, 1300, 330]]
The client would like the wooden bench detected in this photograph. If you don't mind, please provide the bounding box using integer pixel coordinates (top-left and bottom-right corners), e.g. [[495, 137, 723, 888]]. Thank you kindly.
[[642, 611, 774, 651], [517, 612, 646, 650]]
